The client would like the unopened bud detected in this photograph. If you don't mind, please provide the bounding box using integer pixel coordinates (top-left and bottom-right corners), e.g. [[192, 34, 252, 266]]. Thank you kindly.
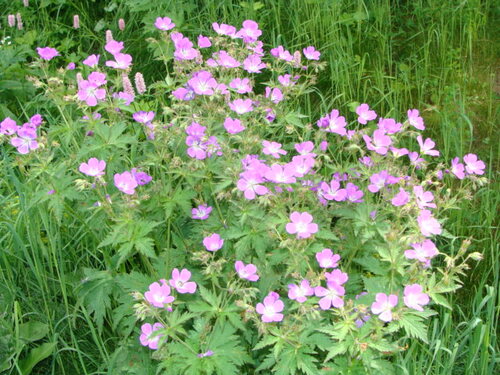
[[7, 14, 15, 28], [76, 72, 84, 84], [16, 13, 23, 30], [468, 252, 483, 261], [73, 15, 80, 29], [118, 18, 125, 31], [105, 29, 113, 43]]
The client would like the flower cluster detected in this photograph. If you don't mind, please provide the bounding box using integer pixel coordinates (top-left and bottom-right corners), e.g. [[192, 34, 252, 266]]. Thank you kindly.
[[1, 114, 43, 154]]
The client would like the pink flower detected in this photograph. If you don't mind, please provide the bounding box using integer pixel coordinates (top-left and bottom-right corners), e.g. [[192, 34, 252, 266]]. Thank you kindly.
[[155, 17, 175, 31], [356, 104, 377, 124], [278, 74, 297, 87], [235, 261, 259, 281], [262, 140, 286, 158], [408, 151, 425, 168], [288, 280, 314, 303], [203, 233, 223, 252], [79, 158, 106, 177], [133, 111, 155, 124], [404, 239, 439, 265], [378, 118, 402, 134], [345, 183, 364, 203], [294, 141, 315, 157], [417, 136, 440, 156], [243, 54, 266, 73], [286, 211, 318, 239], [229, 78, 252, 94], [131, 169, 152, 185], [325, 269, 348, 285], [463, 153, 485, 175], [188, 70, 217, 96], [0, 117, 19, 135], [228, 99, 253, 114], [363, 129, 392, 155], [314, 281, 345, 309], [408, 109, 425, 130], [83, 54, 100, 67], [174, 37, 199, 60], [237, 171, 269, 200], [270, 46, 293, 62], [216, 50, 240, 68], [390, 147, 409, 157], [391, 188, 410, 206], [264, 164, 296, 184], [192, 204, 212, 220], [236, 20, 262, 43], [212, 23, 237, 37], [66, 62, 76, 70], [371, 293, 398, 322], [197, 35, 211, 48], [10, 127, 38, 154], [303, 46, 320, 60], [320, 180, 347, 201], [413, 186, 436, 209], [417, 209, 442, 237], [105, 53, 132, 69], [403, 284, 429, 311], [114, 171, 138, 194], [36, 47, 59, 60], [104, 40, 124, 55], [450, 157, 465, 179], [265, 87, 283, 104], [315, 248, 340, 268], [316, 109, 347, 136], [367, 170, 390, 193], [289, 155, 315, 177], [256, 292, 284, 322], [140, 323, 164, 350], [145, 282, 175, 308], [224, 117, 245, 134], [169, 268, 197, 294]]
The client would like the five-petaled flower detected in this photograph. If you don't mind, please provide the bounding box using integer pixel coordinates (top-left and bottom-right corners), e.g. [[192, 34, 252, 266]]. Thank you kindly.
[[371, 293, 398, 322], [256, 292, 284, 322], [286, 211, 318, 239]]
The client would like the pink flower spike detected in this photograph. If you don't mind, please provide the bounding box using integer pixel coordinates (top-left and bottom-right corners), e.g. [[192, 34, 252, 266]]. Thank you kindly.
[[79, 158, 106, 177], [139, 322, 164, 350], [36, 47, 59, 61], [371, 293, 398, 322], [234, 261, 259, 281], [316, 249, 340, 268], [114, 171, 138, 194], [417, 209, 442, 237], [288, 280, 314, 303], [356, 104, 377, 124], [169, 268, 197, 294], [463, 153, 485, 175], [192, 204, 212, 220], [403, 284, 429, 311], [314, 281, 345, 309], [155, 17, 175, 31], [256, 292, 284, 322], [286, 211, 318, 239], [144, 282, 175, 308], [203, 233, 224, 252]]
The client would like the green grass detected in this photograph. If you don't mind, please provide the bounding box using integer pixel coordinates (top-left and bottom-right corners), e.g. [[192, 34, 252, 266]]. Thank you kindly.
[[0, 0, 498, 374]]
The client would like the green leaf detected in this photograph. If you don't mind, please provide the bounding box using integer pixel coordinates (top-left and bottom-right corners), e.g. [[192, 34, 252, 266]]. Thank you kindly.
[[18, 342, 56, 375], [18, 321, 49, 343], [397, 313, 428, 343]]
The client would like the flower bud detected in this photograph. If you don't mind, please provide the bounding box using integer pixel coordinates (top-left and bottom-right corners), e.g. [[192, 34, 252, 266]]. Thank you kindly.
[[23, 0, 29, 6], [134, 72, 146, 94], [8, 14, 15, 28], [73, 15, 80, 29], [16, 13, 23, 30], [121, 73, 135, 97], [118, 18, 125, 31], [105, 29, 113, 43]]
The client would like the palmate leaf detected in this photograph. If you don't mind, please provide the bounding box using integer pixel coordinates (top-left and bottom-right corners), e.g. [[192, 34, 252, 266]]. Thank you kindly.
[[397, 312, 428, 343]]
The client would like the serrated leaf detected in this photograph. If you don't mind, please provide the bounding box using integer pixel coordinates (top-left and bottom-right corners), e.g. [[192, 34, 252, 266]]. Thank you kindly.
[[397, 313, 428, 343]]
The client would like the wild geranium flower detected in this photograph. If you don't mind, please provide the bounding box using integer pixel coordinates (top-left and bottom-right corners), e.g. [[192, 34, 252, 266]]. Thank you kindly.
[[404, 239, 439, 265], [133, 111, 155, 124], [278, 74, 297, 87], [155, 17, 175, 31], [463, 153, 485, 175], [192, 204, 212, 220], [237, 171, 269, 200], [131, 168, 152, 185], [265, 87, 284, 104], [325, 269, 348, 285], [417, 136, 440, 156], [188, 71, 217, 95], [1, 117, 19, 135], [345, 183, 364, 203], [264, 164, 296, 184], [77, 80, 106, 107], [303, 46, 320, 60], [168, 268, 197, 294], [106, 53, 132, 70], [224, 117, 245, 134], [172, 86, 195, 101], [203, 233, 223, 252], [140, 323, 164, 350], [358, 156, 373, 167], [368, 170, 390, 193], [229, 78, 252, 94], [408, 109, 425, 130], [316, 248, 340, 268], [290, 155, 315, 177], [371, 293, 398, 322], [197, 350, 214, 358], [294, 141, 316, 157], [235, 261, 259, 281], [262, 140, 286, 158], [145, 282, 175, 308], [417, 209, 442, 237], [314, 281, 345, 309], [236, 20, 262, 43], [216, 50, 240, 68], [403, 284, 430, 311], [10, 127, 38, 154], [288, 280, 314, 303], [173, 37, 199, 60], [83, 54, 100, 67], [114, 171, 138, 194], [105, 40, 124, 55], [413, 186, 436, 209], [391, 188, 410, 206], [256, 292, 284, 322], [320, 180, 347, 201], [270, 45, 293, 61], [450, 157, 465, 179], [363, 129, 392, 155], [390, 146, 409, 158], [286, 211, 318, 239], [229, 99, 253, 114], [316, 109, 347, 136], [378, 118, 402, 134], [212, 22, 237, 37], [36, 47, 59, 60], [79, 158, 106, 177], [408, 151, 425, 168], [197, 35, 211, 48], [243, 54, 266, 73], [356, 104, 377, 124]]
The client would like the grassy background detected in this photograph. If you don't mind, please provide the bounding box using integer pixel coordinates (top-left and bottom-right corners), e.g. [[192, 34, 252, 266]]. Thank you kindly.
[[0, 0, 498, 373]]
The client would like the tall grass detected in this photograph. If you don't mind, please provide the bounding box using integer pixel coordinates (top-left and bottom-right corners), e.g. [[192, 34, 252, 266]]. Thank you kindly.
[[0, 0, 498, 373]]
